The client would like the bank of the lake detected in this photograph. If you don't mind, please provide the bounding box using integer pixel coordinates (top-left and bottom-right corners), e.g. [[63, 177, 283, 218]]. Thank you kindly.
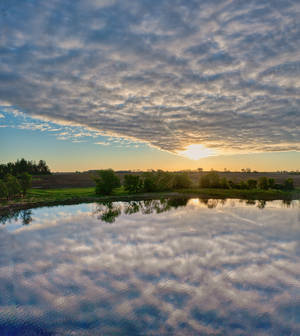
[[1, 186, 299, 213]]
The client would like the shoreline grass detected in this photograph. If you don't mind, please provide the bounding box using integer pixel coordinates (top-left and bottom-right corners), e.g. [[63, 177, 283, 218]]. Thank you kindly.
[[0, 186, 299, 214]]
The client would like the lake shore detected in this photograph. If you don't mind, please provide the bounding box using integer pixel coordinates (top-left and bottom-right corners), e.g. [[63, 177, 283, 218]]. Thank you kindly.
[[1, 187, 299, 214]]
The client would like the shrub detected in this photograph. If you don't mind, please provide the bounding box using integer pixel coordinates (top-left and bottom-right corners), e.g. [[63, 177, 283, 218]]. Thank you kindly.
[[94, 169, 120, 195], [124, 175, 142, 193]]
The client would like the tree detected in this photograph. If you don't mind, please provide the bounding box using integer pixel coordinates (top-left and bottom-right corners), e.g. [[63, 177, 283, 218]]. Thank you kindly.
[[268, 178, 275, 189], [155, 170, 174, 191], [94, 169, 120, 195], [5, 174, 22, 199], [37, 160, 51, 174], [199, 172, 220, 188], [220, 177, 229, 189], [142, 172, 157, 192], [18, 172, 32, 196], [0, 180, 8, 199], [258, 176, 269, 190], [247, 179, 257, 189], [283, 178, 294, 191], [172, 173, 192, 189], [124, 175, 142, 193]]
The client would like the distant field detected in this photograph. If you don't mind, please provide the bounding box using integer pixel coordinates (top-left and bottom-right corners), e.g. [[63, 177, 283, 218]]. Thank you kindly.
[[31, 171, 300, 189]]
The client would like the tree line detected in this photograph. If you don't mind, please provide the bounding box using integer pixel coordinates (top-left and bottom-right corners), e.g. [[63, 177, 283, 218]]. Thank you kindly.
[[93, 169, 295, 196], [199, 171, 294, 191], [93, 169, 192, 195], [0, 159, 51, 200], [0, 158, 51, 179]]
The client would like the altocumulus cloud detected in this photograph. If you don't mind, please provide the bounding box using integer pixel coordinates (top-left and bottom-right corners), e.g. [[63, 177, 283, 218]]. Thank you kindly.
[[0, 0, 299, 154]]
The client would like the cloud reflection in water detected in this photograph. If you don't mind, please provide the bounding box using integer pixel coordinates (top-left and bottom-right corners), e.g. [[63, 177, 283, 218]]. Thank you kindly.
[[0, 199, 299, 335]]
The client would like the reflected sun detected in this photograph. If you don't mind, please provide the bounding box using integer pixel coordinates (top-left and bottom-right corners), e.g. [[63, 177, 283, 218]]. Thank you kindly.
[[178, 144, 215, 160]]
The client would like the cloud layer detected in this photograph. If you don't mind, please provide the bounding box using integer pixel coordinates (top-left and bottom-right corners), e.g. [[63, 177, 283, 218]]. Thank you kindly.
[[0, 0, 299, 153]]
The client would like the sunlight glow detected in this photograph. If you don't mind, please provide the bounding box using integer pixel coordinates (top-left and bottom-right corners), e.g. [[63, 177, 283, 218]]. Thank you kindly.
[[178, 144, 215, 160]]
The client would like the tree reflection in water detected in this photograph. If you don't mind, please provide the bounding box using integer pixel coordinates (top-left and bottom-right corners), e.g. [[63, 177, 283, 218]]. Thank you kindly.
[[94, 198, 189, 223], [0, 198, 298, 226], [0, 209, 32, 226], [94, 201, 121, 223]]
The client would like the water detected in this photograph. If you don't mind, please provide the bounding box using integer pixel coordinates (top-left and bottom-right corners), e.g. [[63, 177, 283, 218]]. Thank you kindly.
[[0, 198, 299, 335]]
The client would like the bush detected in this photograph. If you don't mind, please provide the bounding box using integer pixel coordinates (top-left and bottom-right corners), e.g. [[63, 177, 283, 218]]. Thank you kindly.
[[94, 169, 120, 195], [172, 173, 192, 189], [124, 175, 142, 193], [18, 172, 32, 196]]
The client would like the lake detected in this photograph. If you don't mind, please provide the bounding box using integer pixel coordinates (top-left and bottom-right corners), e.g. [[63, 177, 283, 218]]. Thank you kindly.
[[0, 198, 299, 335]]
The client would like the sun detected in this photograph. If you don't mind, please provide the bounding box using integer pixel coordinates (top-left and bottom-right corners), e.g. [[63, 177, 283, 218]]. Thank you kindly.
[[178, 144, 215, 160]]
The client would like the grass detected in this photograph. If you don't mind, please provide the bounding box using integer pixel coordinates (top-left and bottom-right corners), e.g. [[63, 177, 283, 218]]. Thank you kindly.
[[179, 187, 300, 201]]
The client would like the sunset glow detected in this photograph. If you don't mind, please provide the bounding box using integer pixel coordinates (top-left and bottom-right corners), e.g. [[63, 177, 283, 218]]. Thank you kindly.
[[178, 144, 215, 160]]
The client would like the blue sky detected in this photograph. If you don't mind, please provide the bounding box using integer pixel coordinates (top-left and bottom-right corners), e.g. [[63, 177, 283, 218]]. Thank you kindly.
[[0, 0, 299, 171]]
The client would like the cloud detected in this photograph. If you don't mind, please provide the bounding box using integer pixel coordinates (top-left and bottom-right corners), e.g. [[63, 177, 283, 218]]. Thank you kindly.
[[0, 0, 299, 154]]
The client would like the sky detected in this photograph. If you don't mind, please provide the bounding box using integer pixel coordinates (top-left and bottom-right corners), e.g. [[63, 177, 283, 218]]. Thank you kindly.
[[0, 0, 299, 171]]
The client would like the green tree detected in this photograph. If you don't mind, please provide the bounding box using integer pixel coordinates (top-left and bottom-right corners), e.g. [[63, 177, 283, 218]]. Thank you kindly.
[[268, 178, 275, 189], [94, 169, 121, 195], [124, 175, 142, 193], [220, 177, 229, 189], [258, 177, 269, 190], [172, 173, 192, 189], [142, 172, 157, 192], [155, 170, 174, 191], [5, 174, 22, 199], [283, 178, 294, 191], [0, 180, 8, 199], [247, 179, 257, 189], [18, 172, 32, 196], [199, 172, 220, 188]]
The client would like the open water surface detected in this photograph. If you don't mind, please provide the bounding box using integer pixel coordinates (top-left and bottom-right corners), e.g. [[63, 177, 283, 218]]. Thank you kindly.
[[0, 198, 299, 335]]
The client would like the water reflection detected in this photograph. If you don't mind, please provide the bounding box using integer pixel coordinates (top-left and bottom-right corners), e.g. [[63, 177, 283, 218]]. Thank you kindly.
[[0, 199, 299, 335], [0, 209, 33, 226], [94, 198, 189, 223], [1, 198, 299, 226]]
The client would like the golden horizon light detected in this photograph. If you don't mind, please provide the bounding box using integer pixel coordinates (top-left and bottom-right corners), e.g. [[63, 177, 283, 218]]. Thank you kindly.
[[178, 144, 216, 160]]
